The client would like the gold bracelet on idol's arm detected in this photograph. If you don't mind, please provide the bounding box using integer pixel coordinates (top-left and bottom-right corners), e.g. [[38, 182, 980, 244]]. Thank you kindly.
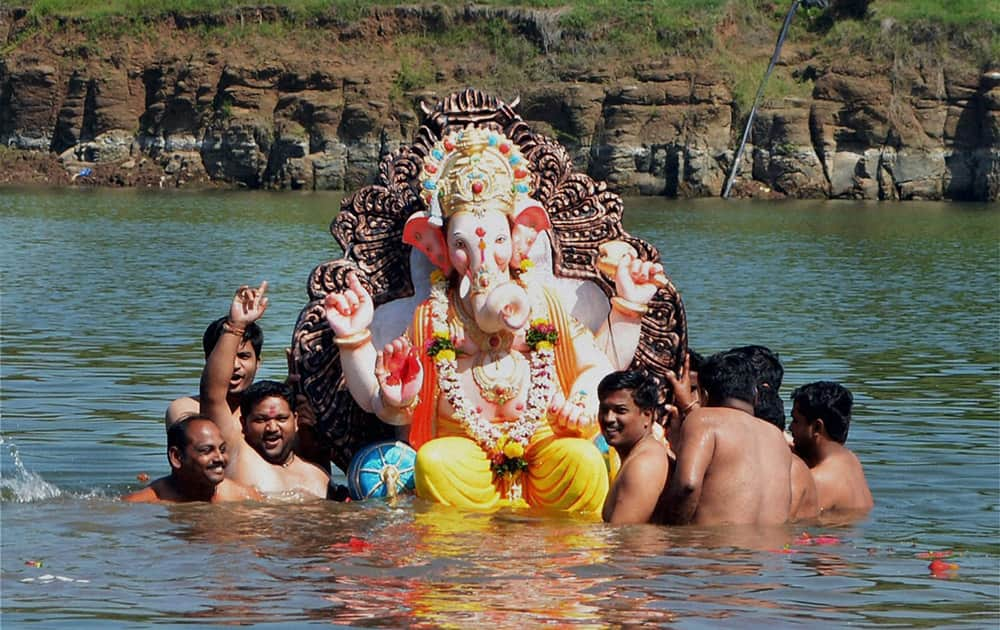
[[610, 296, 649, 318], [379, 389, 420, 413], [333, 329, 372, 350]]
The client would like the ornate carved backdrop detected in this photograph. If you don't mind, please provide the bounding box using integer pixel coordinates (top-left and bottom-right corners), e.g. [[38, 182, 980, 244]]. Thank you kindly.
[[291, 88, 687, 472]]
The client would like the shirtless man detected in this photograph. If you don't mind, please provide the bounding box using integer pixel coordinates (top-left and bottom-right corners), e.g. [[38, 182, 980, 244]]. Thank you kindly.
[[165, 318, 263, 428], [659, 350, 791, 526], [124, 415, 261, 503], [598, 371, 670, 524], [731, 345, 818, 521], [789, 381, 874, 514], [201, 282, 330, 498]]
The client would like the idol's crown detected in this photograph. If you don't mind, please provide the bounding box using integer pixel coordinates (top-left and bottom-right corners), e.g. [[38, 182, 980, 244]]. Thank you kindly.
[[420, 126, 533, 222]]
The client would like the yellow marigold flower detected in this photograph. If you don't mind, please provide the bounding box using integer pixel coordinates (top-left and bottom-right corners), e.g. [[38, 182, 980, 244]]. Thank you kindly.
[[535, 341, 553, 351], [433, 329, 450, 340], [430, 270, 447, 284], [530, 318, 548, 328], [519, 259, 535, 272], [436, 349, 456, 362], [503, 440, 525, 459]]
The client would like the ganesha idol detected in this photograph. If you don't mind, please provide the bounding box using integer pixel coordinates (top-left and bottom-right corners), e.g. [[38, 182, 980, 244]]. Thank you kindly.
[[290, 90, 687, 514]]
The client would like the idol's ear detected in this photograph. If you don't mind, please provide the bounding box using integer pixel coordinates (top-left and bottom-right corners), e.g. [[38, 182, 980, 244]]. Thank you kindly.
[[510, 198, 551, 266], [403, 212, 452, 273], [512, 197, 551, 232]]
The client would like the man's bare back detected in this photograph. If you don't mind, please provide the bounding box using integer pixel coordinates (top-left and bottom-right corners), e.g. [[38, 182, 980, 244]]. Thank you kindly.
[[662, 406, 791, 526]]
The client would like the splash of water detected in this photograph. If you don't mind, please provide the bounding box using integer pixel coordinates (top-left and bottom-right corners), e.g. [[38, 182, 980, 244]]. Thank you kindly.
[[0, 434, 62, 503]]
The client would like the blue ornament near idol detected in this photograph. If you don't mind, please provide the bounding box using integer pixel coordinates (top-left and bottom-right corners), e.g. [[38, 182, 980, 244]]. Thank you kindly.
[[347, 440, 417, 500], [593, 432, 618, 477]]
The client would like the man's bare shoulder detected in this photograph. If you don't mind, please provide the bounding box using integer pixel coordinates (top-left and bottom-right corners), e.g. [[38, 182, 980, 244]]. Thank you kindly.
[[812, 445, 873, 513], [123, 486, 160, 503], [165, 396, 200, 427], [624, 441, 669, 477], [678, 407, 719, 436], [123, 478, 173, 503], [215, 478, 263, 502], [295, 458, 332, 487]]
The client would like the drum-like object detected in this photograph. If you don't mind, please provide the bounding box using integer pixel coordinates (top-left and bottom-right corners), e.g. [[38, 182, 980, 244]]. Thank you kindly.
[[346, 440, 417, 500]]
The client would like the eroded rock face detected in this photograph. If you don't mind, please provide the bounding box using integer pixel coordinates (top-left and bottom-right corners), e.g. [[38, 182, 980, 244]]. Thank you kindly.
[[0, 22, 995, 200]]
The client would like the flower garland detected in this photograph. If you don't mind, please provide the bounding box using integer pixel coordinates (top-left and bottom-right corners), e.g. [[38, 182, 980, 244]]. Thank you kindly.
[[426, 270, 559, 480]]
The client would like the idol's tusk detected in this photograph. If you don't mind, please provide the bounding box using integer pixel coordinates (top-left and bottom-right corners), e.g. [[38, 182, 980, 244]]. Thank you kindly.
[[597, 240, 668, 288]]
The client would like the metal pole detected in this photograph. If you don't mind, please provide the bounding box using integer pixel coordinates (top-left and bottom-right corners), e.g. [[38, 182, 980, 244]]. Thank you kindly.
[[721, 0, 803, 198]]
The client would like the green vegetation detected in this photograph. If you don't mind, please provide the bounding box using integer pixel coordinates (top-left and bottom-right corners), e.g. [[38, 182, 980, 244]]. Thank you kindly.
[[6, 0, 997, 95]]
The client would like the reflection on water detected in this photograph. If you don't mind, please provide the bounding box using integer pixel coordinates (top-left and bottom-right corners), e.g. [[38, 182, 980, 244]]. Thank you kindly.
[[1, 190, 998, 627]]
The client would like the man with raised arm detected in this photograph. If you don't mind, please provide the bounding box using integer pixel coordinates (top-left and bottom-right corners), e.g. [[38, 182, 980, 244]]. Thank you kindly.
[[598, 371, 670, 524], [789, 381, 873, 515], [659, 350, 792, 526], [165, 318, 264, 428], [201, 282, 329, 498], [124, 415, 261, 504]]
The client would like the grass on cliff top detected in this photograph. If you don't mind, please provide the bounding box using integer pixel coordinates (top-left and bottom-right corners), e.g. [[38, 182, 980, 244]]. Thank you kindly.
[[18, 0, 1000, 25]]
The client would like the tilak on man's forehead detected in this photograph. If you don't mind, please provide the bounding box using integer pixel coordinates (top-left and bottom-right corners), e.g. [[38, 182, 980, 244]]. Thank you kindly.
[[260, 399, 287, 417]]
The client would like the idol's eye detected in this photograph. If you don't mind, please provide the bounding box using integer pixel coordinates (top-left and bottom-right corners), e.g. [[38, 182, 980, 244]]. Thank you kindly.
[[495, 235, 507, 244]]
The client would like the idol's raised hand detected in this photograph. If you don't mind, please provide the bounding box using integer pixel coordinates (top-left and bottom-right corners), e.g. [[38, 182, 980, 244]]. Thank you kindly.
[[375, 337, 422, 410], [614, 255, 665, 307], [323, 272, 374, 338], [229, 281, 269, 327]]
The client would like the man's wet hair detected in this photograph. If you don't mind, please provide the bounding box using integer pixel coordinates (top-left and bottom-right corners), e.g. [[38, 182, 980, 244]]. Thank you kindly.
[[700, 351, 757, 405], [202, 317, 263, 359], [732, 345, 785, 429], [731, 345, 783, 389], [598, 370, 662, 412], [754, 389, 787, 430], [240, 380, 297, 420], [791, 381, 853, 444], [167, 414, 214, 452], [687, 349, 706, 374]]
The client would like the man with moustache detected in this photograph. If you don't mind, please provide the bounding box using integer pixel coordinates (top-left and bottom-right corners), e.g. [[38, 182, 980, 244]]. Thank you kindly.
[[201, 282, 330, 498], [124, 415, 261, 503]]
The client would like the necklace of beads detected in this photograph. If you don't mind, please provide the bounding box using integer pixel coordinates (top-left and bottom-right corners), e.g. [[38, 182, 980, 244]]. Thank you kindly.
[[426, 271, 557, 457]]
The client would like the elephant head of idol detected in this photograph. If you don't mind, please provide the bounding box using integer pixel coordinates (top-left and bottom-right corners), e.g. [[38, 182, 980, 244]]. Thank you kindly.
[[403, 126, 551, 335]]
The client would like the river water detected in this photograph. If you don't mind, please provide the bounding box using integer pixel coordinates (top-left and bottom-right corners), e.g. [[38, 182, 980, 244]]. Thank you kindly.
[[1, 189, 997, 628]]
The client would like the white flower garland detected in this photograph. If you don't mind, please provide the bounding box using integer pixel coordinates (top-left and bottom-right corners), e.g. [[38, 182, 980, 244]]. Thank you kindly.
[[427, 272, 557, 457]]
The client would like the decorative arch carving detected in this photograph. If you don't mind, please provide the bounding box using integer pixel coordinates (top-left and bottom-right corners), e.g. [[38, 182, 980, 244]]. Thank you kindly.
[[291, 88, 687, 472]]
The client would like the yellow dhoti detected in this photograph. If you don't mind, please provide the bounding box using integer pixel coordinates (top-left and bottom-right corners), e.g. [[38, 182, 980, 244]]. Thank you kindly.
[[415, 425, 608, 514], [410, 287, 608, 514]]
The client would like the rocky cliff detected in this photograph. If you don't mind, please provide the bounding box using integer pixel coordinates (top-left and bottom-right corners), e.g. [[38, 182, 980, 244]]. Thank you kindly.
[[1, 5, 997, 200]]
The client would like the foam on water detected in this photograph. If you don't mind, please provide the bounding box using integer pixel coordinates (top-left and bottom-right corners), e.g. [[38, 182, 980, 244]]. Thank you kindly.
[[0, 435, 63, 503]]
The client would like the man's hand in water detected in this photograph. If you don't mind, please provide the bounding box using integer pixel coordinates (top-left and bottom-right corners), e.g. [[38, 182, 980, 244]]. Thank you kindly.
[[376, 337, 422, 410], [229, 281, 269, 328]]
